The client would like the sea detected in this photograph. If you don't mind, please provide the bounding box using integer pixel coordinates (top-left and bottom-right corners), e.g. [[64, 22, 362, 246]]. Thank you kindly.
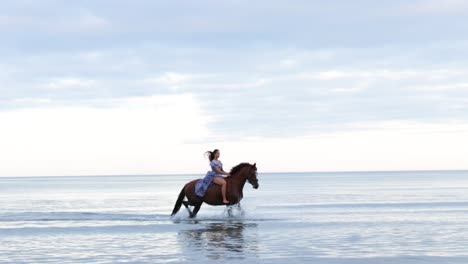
[[1, 171, 468, 264]]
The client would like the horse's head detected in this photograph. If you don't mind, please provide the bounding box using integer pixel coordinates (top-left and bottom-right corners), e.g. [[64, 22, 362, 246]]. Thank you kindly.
[[247, 163, 259, 189], [229, 162, 259, 189]]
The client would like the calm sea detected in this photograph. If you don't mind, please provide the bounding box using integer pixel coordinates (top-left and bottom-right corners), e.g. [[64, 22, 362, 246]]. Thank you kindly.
[[1, 171, 468, 263]]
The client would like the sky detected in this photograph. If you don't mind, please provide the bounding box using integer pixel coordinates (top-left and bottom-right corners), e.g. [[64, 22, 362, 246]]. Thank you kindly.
[[1, 0, 468, 176]]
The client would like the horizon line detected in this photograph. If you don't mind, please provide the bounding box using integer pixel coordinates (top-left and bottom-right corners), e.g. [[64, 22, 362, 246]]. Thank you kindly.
[[1, 169, 467, 178]]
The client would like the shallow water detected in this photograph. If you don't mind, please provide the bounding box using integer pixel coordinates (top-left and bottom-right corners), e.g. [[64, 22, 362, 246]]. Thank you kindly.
[[1, 171, 468, 263]]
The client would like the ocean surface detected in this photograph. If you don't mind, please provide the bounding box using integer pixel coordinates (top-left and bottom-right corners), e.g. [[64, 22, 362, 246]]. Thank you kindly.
[[1, 171, 468, 264]]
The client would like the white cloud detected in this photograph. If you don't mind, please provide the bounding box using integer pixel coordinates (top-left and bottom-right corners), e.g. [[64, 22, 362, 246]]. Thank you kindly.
[[0, 11, 110, 33], [0, 15, 15, 26], [278, 59, 298, 69], [45, 12, 110, 33], [0, 14, 32, 29], [414, 82, 468, 91], [402, 0, 468, 15], [3, 105, 466, 176], [217, 121, 468, 173], [294, 69, 467, 81], [2, 1, 468, 176], [331, 81, 371, 93], [12, 98, 53, 105], [143, 72, 195, 91], [0, 94, 214, 176], [76, 12, 109, 31], [44, 78, 98, 90]]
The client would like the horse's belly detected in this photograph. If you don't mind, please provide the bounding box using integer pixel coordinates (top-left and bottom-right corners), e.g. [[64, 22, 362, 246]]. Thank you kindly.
[[204, 186, 242, 205]]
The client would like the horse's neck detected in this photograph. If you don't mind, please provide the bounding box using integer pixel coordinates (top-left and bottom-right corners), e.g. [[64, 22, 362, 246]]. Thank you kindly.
[[229, 170, 248, 192]]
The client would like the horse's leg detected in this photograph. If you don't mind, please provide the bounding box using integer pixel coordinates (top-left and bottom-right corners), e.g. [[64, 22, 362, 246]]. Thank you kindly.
[[191, 203, 203, 218], [227, 205, 233, 217], [236, 203, 245, 217], [182, 201, 194, 218]]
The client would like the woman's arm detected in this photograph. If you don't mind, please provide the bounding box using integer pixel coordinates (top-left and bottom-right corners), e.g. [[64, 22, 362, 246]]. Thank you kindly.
[[213, 166, 229, 176]]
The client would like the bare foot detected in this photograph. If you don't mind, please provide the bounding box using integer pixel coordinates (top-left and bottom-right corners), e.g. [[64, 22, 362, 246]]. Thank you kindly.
[[223, 200, 230, 204]]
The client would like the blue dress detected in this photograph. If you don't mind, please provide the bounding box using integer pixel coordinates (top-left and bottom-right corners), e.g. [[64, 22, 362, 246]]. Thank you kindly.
[[195, 160, 224, 197]]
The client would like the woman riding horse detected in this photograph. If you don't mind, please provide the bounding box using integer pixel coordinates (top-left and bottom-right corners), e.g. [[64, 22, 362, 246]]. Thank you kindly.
[[171, 161, 259, 218], [195, 149, 230, 204]]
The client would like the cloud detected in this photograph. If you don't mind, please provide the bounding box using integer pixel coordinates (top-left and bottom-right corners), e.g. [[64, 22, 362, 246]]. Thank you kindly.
[[1, 4, 468, 134], [149, 72, 191, 85], [3, 105, 467, 176], [293, 69, 467, 81], [402, 0, 468, 15], [3, 44, 468, 139], [331, 81, 371, 94], [43, 78, 98, 90], [214, 120, 468, 173], [12, 98, 53, 105], [0, 94, 213, 176], [75, 12, 110, 31], [44, 12, 111, 34], [44, 12, 110, 34], [142, 72, 210, 91], [414, 82, 468, 91], [0, 9, 110, 34], [0, 14, 24, 27], [1, 1, 468, 174]]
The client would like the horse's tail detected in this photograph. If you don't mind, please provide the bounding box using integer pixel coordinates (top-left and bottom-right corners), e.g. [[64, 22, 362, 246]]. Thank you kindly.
[[171, 186, 186, 216]]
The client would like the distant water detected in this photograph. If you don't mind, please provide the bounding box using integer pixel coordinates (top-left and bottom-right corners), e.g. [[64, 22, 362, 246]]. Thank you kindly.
[[1, 171, 468, 263]]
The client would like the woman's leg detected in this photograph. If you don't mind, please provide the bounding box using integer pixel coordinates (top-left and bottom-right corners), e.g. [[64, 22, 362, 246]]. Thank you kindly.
[[213, 177, 229, 203]]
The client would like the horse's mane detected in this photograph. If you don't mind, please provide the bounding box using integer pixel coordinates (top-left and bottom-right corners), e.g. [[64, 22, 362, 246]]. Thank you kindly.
[[229, 163, 251, 175]]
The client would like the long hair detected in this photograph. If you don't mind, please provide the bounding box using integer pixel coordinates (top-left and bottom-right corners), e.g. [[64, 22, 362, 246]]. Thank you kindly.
[[205, 149, 219, 162]]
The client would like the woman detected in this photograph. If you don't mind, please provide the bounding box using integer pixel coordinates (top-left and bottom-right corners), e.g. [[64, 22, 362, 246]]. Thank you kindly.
[[195, 149, 230, 204]]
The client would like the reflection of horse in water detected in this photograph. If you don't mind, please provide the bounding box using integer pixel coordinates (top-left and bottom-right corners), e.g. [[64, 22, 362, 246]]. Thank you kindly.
[[178, 221, 259, 260], [171, 163, 259, 218]]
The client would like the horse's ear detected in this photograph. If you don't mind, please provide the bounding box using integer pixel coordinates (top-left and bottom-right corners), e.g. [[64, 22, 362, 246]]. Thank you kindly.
[[253, 163, 256, 168]]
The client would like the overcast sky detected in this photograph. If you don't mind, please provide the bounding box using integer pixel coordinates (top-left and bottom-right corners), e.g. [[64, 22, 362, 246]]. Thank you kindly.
[[1, 0, 468, 176]]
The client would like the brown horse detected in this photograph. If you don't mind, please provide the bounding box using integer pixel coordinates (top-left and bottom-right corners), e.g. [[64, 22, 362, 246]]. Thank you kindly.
[[171, 163, 259, 218]]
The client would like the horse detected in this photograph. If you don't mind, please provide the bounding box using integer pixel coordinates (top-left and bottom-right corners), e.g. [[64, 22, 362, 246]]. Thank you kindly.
[[171, 162, 259, 218]]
